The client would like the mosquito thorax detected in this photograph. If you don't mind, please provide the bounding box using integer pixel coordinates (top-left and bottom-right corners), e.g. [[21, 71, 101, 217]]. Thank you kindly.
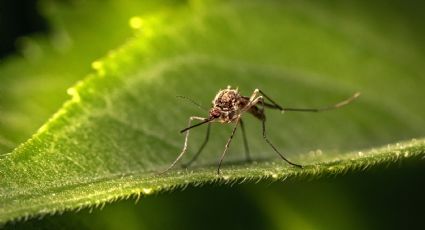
[[210, 87, 249, 123]]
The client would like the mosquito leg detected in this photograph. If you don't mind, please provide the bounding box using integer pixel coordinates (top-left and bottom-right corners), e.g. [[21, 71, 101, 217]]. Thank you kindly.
[[182, 123, 211, 168], [246, 89, 260, 107], [239, 119, 251, 162], [258, 97, 303, 168], [158, 116, 207, 174], [257, 89, 284, 111], [240, 89, 261, 114], [262, 117, 302, 168], [217, 119, 240, 175], [259, 89, 360, 113], [244, 88, 284, 113]]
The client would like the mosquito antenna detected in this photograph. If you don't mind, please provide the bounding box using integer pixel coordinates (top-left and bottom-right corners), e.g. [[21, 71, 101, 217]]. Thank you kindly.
[[280, 92, 361, 112], [177, 95, 208, 111], [180, 118, 212, 133]]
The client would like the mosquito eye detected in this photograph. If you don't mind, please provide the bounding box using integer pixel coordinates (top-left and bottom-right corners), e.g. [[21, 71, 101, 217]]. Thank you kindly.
[[210, 108, 221, 118]]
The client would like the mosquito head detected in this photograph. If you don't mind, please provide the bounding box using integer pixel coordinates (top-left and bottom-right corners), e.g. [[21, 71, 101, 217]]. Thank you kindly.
[[209, 107, 222, 119]]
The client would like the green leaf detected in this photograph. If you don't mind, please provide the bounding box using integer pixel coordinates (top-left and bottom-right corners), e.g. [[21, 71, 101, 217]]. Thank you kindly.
[[0, 0, 175, 153], [1, 0, 425, 224]]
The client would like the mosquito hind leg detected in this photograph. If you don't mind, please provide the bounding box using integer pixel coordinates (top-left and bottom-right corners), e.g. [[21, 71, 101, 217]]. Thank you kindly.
[[257, 89, 284, 111], [243, 88, 283, 113], [259, 89, 360, 112]]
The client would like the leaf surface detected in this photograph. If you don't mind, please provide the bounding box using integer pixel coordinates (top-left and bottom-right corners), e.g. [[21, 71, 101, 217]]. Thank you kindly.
[[1, 0, 425, 224]]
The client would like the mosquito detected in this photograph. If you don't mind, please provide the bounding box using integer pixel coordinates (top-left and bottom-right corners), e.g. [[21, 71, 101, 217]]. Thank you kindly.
[[160, 86, 360, 175]]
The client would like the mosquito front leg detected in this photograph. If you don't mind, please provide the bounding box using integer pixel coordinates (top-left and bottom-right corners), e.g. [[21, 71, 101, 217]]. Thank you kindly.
[[183, 122, 211, 168], [159, 116, 207, 174]]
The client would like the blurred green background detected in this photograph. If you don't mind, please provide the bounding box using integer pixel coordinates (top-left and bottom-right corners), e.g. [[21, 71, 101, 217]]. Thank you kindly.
[[1, 0, 425, 229]]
